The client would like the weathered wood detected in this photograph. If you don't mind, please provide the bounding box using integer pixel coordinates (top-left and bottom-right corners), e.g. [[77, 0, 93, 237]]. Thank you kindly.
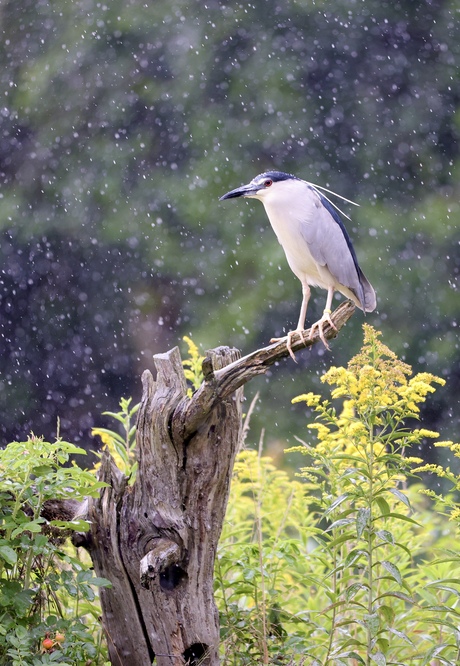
[[84, 346, 244, 666], [76, 301, 355, 665]]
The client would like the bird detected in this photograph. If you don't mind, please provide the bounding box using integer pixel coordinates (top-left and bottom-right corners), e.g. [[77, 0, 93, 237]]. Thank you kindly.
[[219, 170, 376, 360]]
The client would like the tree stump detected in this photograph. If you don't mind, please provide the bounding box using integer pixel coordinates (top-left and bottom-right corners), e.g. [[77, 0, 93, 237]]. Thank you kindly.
[[80, 301, 356, 665]]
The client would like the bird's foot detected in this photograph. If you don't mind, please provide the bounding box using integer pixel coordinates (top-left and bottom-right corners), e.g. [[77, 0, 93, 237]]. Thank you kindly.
[[270, 329, 306, 362], [270, 308, 337, 360], [309, 309, 337, 350]]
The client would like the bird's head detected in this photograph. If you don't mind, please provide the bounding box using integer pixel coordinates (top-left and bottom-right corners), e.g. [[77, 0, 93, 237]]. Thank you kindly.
[[219, 171, 299, 201]]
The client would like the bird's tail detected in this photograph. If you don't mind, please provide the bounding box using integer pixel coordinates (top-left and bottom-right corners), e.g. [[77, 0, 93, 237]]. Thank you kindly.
[[338, 269, 376, 313], [356, 267, 376, 312]]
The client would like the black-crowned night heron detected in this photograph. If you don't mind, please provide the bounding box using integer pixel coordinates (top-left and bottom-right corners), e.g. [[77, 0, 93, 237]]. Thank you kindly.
[[220, 170, 376, 360]]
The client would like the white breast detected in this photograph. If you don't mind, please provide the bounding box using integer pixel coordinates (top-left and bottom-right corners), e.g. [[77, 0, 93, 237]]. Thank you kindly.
[[258, 180, 334, 289]]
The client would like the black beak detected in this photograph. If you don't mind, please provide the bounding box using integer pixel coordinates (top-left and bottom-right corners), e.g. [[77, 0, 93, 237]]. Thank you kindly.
[[219, 183, 258, 200]]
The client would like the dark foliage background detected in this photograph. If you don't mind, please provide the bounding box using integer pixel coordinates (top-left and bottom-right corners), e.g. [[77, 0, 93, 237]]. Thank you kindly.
[[0, 0, 459, 465]]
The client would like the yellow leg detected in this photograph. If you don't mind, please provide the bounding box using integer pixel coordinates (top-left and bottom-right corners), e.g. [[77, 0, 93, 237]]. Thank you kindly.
[[271, 282, 311, 361], [309, 287, 337, 350]]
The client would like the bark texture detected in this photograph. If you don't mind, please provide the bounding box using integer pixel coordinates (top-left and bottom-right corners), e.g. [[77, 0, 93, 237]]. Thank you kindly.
[[77, 300, 355, 665]]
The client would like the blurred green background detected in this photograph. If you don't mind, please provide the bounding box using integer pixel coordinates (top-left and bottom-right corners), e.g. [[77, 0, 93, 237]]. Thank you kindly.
[[0, 0, 459, 466]]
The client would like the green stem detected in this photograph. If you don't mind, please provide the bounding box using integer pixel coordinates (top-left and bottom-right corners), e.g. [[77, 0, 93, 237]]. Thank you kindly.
[[125, 408, 131, 455], [23, 489, 43, 591], [324, 539, 339, 665], [366, 420, 375, 666], [255, 440, 269, 665]]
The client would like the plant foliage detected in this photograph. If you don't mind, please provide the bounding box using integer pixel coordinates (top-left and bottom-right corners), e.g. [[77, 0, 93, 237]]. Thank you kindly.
[[0, 436, 110, 665], [217, 326, 460, 665], [92, 397, 139, 484]]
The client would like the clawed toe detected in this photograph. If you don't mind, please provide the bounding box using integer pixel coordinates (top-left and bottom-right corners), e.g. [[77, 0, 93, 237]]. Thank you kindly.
[[309, 309, 337, 350], [270, 330, 308, 362]]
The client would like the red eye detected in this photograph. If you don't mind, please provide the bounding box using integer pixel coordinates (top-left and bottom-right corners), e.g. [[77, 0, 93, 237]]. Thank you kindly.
[[264, 179, 273, 187]]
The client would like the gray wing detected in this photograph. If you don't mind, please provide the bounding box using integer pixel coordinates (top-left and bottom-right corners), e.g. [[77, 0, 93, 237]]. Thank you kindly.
[[300, 188, 376, 312]]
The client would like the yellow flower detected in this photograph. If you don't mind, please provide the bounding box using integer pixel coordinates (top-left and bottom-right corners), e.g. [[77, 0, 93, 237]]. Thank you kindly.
[[291, 325, 454, 481], [182, 336, 204, 392], [292, 392, 322, 408], [91, 427, 115, 447], [307, 423, 331, 440], [413, 429, 440, 440]]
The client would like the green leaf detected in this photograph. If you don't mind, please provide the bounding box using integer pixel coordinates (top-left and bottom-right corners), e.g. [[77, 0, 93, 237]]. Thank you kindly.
[[364, 612, 380, 636], [89, 577, 112, 588], [102, 410, 127, 424], [381, 560, 402, 586], [370, 651, 386, 666], [356, 507, 370, 538], [376, 637, 389, 654], [375, 591, 414, 605], [335, 652, 365, 665], [388, 487, 412, 510], [328, 532, 359, 549], [425, 578, 460, 588], [345, 582, 368, 601], [54, 441, 87, 456], [393, 540, 412, 557], [378, 604, 395, 626], [325, 517, 355, 531], [344, 549, 368, 568], [324, 493, 353, 516], [50, 519, 91, 531], [388, 627, 413, 644], [421, 606, 459, 617], [0, 545, 17, 566], [426, 584, 460, 598], [328, 453, 369, 465], [375, 496, 390, 517], [376, 529, 394, 544], [14, 625, 28, 639], [421, 644, 451, 666], [31, 464, 54, 476], [11, 519, 44, 538], [375, 512, 420, 526]]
